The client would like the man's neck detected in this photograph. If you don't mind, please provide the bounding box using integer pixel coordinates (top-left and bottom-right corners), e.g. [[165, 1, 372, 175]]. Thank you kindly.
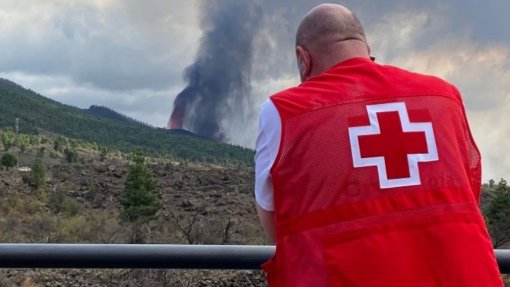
[[310, 40, 370, 77]]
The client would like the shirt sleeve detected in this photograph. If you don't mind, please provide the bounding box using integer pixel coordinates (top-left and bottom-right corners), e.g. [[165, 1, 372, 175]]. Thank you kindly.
[[254, 99, 281, 211]]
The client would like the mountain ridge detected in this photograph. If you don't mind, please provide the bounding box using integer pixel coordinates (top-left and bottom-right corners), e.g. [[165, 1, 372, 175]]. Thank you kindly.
[[0, 78, 254, 166], [85, 105, 150, 127]]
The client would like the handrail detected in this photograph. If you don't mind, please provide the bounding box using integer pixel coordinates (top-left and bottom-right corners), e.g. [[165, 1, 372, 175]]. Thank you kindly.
[[0, 244, 508, 274], [0, 244, 273, 269]]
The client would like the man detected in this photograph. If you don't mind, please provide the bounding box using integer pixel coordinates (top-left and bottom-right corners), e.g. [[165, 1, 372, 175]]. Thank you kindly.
[[254, 3, 503, 287]]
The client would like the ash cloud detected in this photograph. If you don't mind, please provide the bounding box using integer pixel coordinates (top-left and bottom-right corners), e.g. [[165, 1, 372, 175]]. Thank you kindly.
[[169, 0, 442, 142], [169, 0, 262, 141]]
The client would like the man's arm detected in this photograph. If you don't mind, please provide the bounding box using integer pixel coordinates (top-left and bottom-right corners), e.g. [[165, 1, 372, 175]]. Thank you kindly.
[[256, 203, 276, 243], [254, 99, 281, 243]]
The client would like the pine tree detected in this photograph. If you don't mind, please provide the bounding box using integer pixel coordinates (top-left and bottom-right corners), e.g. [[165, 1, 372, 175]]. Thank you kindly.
[[120, 149, 162, 243], [99, 146, 109, 161], [31, 148, 46, 189], [64, 147, 79, 163]]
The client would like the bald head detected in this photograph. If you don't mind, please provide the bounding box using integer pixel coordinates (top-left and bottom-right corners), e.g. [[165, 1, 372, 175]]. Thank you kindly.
[[296, 4, 366, 48], [295, 4, 370, 82]]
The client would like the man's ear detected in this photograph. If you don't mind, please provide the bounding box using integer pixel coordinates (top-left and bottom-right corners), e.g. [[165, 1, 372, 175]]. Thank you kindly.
[[296, 46, 311, 82], [367, 45, 374, 60]]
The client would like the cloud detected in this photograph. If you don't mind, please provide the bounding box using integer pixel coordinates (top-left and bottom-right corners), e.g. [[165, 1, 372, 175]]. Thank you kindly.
[[0, 71, 176, 128], [364, 6, 510, 181], [393, 45, 510, 181], [0, 0, 201, 91], [0, 0, 201, 128]]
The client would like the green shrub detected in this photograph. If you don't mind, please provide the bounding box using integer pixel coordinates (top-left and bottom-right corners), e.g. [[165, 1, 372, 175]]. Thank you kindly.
[[49, 190, 81, 216], [1, 152, 17, 169]]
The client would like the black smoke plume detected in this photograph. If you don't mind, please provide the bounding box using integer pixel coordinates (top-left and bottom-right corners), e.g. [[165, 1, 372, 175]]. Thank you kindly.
[[168, 1, 262, 141]]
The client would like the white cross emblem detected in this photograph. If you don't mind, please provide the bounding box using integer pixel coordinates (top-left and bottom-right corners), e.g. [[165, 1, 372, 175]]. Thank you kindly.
[[348, 102, 439, 189]]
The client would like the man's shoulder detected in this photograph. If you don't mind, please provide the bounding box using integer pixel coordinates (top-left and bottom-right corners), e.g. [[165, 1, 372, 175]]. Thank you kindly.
[[270, 85, 303, 100], [267, 62, 463, 118], [268, 85, 314, 119], [383, 64, 460, 95]]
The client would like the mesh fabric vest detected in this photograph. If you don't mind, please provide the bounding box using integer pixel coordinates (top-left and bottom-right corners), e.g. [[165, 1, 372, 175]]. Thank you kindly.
[[263, 58, 502, 287]]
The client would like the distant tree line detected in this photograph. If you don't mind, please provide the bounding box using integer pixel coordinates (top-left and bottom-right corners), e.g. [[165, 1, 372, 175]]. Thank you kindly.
[[0, 78, 255, 167], [481, 178, 510, 248], [87, 105, 152, 127]]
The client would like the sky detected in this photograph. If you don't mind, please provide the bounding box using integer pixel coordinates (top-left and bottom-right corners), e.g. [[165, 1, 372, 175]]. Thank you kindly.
[[0, 0, 508, 181]]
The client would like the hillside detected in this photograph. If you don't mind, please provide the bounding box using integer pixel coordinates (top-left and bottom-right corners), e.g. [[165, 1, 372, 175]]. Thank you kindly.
[[0, 78, 254, 166], [0, 132, 509, 286], [0, 139, 266, 286], [1, 135, 509, 286]]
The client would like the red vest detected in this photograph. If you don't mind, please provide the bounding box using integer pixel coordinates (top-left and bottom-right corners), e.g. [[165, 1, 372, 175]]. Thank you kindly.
[[263, 58, 502, 287]]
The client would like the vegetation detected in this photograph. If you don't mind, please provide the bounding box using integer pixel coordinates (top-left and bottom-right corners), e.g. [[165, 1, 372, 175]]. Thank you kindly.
[[481, 178, 510, 248], [120, 150, 163, 243], [1, 127, 16, 151], [64, 147, 79, 163], [53, 135, 68, 153], [31, 148, 46, 189], [0, 78, 254, 166], [1, 152, 17, 169], [0, 136, 262, 285], [87, 105, 150, 127]]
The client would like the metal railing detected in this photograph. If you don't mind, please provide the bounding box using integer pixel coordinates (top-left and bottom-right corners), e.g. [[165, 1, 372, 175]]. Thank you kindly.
[[0, 244, 508, 274]]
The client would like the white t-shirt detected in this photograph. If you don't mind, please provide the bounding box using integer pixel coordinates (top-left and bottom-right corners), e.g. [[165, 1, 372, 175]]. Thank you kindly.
[[254, 99, 281, 211]]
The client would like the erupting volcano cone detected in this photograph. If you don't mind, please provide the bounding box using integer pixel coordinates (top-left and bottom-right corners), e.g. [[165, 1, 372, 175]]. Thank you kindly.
[[167, 106, 184, 129]]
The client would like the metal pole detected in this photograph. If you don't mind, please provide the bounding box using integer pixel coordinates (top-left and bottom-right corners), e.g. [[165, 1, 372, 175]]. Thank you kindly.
[[0, 244, 508, 274], [0, 244, 274, 269], [496, 249, 510, 274]]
